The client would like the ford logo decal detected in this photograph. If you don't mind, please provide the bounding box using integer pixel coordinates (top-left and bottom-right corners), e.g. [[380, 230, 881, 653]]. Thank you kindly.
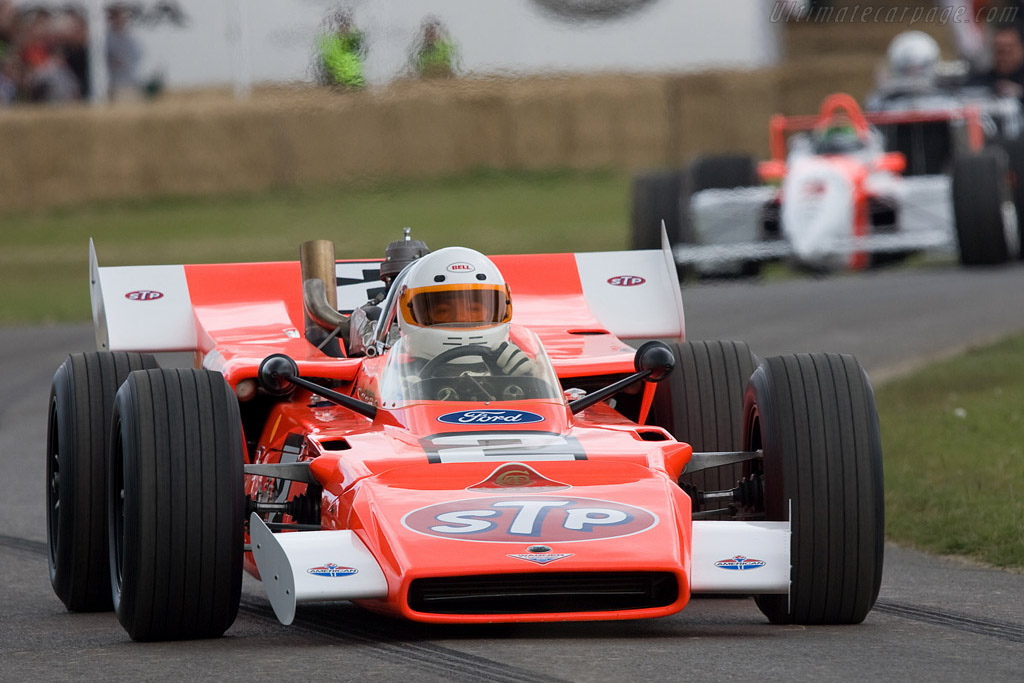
[[438, 409, 544, 425]]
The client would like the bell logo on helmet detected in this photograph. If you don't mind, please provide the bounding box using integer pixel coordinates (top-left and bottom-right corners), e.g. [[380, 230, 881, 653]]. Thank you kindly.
[[447, 262, 475, 273]]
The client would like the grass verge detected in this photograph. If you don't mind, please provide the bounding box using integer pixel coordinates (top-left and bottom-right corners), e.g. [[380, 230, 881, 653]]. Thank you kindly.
[[0, 169, 629, 324], [876, 333, 1024, 570]]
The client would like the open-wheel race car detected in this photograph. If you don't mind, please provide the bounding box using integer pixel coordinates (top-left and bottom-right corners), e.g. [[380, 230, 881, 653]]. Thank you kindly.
[[632, 93, 1022, 276], [46, 231, 884, 640]]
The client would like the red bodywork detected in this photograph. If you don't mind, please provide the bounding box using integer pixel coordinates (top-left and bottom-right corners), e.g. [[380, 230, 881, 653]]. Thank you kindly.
[[181, 252, 696, 623]]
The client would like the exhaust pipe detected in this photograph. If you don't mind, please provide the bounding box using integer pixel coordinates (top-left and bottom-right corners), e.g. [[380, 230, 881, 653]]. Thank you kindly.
[[299, 240, 347, 356]]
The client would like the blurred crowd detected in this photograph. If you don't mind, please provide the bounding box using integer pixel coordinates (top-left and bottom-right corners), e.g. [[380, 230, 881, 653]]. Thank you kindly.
[[316, 11, 460, 89], [0, 1, 144, 106]]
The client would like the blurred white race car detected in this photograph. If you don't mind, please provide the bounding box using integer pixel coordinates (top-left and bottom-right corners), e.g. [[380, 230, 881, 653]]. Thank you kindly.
[[631, 93, 1021, 276]]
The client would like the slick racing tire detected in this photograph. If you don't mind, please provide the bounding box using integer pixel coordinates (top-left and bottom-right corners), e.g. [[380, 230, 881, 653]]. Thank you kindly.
[[952, 149, 1011, 266], [47, 352, 158, 612], [651, 341, 757, 497], [109, 368, 244, 641], [682, 155, 761, 278], [631, 169, 684, 250], [744, 354, 884, 625]]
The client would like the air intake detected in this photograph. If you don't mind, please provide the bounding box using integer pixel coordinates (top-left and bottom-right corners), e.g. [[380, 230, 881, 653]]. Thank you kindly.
[[408, 572, 678, 615]]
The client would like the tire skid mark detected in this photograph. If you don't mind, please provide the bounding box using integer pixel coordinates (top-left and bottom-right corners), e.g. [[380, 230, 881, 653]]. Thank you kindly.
[[238, 595, 568, 683], [0, 536, 565, 683], [875, 600, 1024, 643]]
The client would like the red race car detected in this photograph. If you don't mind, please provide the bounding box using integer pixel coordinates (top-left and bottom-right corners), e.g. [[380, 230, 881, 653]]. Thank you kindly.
[[46, 232, 883, 640]]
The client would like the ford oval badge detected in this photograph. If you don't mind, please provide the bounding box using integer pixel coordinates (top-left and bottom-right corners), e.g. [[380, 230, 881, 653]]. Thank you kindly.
[[438, 409, 544, 425]]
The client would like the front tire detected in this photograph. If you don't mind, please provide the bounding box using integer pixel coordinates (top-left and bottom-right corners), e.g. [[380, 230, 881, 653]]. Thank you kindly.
[[952, 149, 1011, 266], [109, 368, 244, 640], [46, 352, 157, 612], [744, 354, 884, 625]]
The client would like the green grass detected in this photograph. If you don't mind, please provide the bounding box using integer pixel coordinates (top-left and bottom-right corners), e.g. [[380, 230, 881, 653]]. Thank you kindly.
[[876, 334, 1024, 570], [0, 169, 630, 324]]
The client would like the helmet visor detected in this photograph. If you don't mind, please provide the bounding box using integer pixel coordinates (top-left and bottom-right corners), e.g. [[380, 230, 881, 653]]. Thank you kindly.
[[402, 284, 510, 328]]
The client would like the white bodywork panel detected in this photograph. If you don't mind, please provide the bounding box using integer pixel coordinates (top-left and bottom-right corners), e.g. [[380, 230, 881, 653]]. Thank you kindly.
[[684, 172, 957, 269], [574, 230, 685, 341], [249, 514, 389, 626], [90, 239, 198, 352], [690, 520, 791, 594]]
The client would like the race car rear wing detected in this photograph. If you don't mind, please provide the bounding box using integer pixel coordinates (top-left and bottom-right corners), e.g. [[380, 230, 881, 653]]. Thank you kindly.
[[89, 231, 685, 361]]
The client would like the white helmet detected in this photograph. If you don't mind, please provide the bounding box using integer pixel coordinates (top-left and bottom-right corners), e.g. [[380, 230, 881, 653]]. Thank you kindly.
[[887, 31, 940, 86], [396, 247, 512, 359]]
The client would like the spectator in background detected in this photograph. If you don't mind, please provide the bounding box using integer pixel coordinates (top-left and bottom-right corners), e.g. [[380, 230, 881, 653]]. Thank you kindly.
[[316, 9, 365, 89], [0, 1, 16, 60], [0, 54, 19, 103], [60, 9, 89, 99], [410, 16, 458, 79], [971, 23, 1024, 100], [106, 4, 141, 100]]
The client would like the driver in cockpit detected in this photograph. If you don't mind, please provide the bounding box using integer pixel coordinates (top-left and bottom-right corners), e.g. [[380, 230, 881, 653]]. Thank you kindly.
[[395, 246, 536, 379]]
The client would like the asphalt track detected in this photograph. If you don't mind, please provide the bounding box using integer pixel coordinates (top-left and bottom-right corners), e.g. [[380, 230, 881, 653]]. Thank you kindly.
[[2, 263, 1024, 682]]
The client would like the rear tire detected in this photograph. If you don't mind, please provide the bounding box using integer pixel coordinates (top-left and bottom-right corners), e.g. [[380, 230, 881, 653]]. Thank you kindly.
[[651, 341, 757, 495], [46, 352, 157, 612], [744, 354, 884, 625], [952, 149, 1011, 266], [631, 169, 684, 250], [109, 368, 244, 640]]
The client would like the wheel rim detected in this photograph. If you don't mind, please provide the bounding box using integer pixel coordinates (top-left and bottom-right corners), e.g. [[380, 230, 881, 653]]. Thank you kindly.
[[46, 397, 60, 566]]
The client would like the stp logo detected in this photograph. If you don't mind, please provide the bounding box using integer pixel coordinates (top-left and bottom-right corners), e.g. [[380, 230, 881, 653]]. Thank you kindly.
[[447, 262, 475, 273], [401, 496, 658, 543], [607, 275, 645, 287], [125, 290, 164, 301]]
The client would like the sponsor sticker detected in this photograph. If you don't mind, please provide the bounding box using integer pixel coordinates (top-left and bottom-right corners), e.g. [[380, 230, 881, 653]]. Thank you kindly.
[[508, 552, 574, 565], [438, 409, 544, 425], [714, 555, 766, 571], [307, 563, 359, 577], [607, 275, 646, 287], [422, 432, 586, 464], [124, 290, 164, 301], [468, 462, 570, 492], [402, 496, 658, 543], [447, 262, 475, 273]]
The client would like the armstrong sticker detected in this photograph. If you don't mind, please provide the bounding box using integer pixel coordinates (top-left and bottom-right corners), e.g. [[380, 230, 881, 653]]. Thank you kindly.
[[607, 275, 646, 287], [124, 290, 164, 301], [401, 496, 658, 543], [508, 552, 574, 565], [714, 556, 766, 571], [438, 409, 544, 425], [307, 563, 359, 577]]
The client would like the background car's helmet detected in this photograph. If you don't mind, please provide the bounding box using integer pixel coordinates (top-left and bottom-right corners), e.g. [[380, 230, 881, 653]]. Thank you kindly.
[[814, 123, 865, 155], [886, 30, 940, 88], [397, 247, 512, 359]]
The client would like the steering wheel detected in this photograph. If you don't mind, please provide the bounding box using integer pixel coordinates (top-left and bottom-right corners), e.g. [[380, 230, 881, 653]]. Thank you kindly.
[[420, 345, 503, 379]]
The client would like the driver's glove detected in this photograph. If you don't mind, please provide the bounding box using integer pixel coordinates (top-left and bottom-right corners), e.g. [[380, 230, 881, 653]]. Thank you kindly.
[[494, 341, 536, 377]]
